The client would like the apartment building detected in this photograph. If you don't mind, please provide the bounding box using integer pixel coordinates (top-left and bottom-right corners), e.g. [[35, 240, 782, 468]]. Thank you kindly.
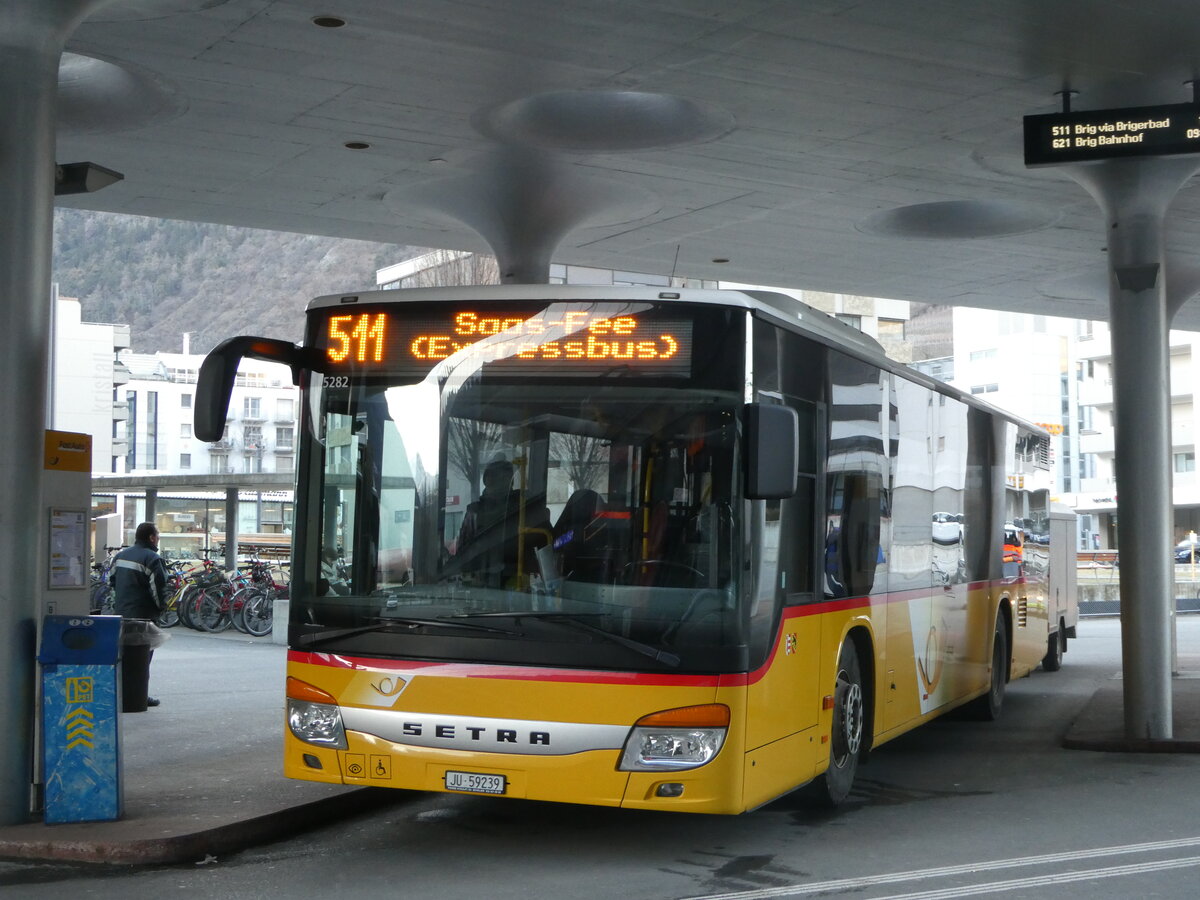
[[49, 291, 131, 474], [905, 305, 1200, 553], [120, 351, 297, 478], [1071, 321, 1200, 549]]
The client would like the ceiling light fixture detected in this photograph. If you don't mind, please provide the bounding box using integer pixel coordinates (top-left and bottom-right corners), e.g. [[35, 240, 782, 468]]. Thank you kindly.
[[55, 161, 124, 195]]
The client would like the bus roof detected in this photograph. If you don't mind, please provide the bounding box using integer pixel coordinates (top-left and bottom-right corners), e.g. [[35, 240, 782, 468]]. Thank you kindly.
[[307, 283, 885, 351], [305, 284, 1047, 438]]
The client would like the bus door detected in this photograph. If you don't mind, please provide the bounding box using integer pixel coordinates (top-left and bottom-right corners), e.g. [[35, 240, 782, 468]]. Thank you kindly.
[[927, 394, 970, 710], [625, 414, 730, 636], [885, 376, 931, 730], [889, 383, 970, 723], [825, 357, 888, 736], [745, 396, 822, 753]]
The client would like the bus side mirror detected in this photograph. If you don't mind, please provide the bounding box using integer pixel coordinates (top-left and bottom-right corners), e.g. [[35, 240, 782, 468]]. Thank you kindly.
[[744, 403, 798, 500], [195, 336, 313, 442]]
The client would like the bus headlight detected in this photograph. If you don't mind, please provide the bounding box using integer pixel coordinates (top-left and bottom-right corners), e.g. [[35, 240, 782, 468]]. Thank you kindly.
[[286, 676, 347, 750], [619, 704, 729, 771], [288, 699, 347, 749]]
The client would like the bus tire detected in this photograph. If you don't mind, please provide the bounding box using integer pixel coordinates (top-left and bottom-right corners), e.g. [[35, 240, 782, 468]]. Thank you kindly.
[[1042, 624, 1064, 672], [969, 615, 1008, 721], [809, 637, 864, 807]]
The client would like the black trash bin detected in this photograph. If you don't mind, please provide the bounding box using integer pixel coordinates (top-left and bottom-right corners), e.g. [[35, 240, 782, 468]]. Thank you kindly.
[[120, 619, 155, 713]]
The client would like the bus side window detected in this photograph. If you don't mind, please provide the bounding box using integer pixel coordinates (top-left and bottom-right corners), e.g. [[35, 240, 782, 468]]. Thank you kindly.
[[825, 473, 883, 598], [825, 353, 886, 599]]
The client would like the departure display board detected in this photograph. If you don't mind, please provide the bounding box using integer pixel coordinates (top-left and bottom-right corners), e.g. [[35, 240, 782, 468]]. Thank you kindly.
[[313, 305, 694, 378], [1024, 102, 1200, 167]]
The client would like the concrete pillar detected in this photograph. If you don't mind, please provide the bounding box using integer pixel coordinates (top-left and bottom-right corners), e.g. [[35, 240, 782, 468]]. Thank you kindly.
[[144, 487, 158, 529], [1068, 157, 1200, 740], [225, 487, 238, 572], [0, 0, 114, 825]]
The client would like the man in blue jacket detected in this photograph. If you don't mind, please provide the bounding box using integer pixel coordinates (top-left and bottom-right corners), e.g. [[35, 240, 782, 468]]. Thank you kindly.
[[112, 522, 168, 708]]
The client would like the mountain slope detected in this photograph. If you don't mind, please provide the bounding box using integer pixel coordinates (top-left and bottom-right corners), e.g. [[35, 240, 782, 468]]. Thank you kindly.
[[53, 208, 418, 353]]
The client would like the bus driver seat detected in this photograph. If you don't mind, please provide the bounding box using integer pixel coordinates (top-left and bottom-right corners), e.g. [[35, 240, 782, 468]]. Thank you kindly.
[[553, 489, 606, 581]]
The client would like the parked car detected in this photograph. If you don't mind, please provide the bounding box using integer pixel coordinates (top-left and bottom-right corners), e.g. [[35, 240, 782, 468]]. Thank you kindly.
[[932, 511, 963, 545], [1175, 537, 1200, 563]]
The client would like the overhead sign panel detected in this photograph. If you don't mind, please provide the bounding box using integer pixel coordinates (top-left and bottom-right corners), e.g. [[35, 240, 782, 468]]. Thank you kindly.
[[314, 304, 695, 378], [1024, 102, 1200, 167]]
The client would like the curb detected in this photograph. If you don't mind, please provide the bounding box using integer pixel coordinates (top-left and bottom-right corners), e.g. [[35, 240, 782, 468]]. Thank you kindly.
[[1063, 734, 1200, 753], [0, 787, 398, 866], [1062, 682, 1200, 755]]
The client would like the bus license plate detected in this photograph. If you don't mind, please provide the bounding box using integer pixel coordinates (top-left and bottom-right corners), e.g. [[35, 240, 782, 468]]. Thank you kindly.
[[444, 770, 506, 795]]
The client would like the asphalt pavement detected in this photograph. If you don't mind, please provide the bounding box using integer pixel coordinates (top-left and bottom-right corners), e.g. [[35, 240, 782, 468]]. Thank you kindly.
[[0, 616, 1198, 867]]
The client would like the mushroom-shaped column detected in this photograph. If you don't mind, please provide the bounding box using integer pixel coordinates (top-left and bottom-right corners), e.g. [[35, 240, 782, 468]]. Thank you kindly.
[[1068, 156, 1200, 740], [389, 148, 659, 284]]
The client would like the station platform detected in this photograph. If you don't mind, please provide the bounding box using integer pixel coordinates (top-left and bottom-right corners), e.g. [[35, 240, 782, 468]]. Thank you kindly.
[[1063, 674, 1200, 752], [1063, 613, 1200, 752], [1, 621, 1199, 866], [0, 628, 399, 865]]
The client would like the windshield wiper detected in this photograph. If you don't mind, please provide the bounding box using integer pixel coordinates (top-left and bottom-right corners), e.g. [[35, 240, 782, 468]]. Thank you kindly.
[[298, 616, 520, 648], [453, 612, 680, 667]]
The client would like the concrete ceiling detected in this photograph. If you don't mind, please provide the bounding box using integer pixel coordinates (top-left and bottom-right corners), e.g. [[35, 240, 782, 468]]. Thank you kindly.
[[53, 0, 1200, 328]]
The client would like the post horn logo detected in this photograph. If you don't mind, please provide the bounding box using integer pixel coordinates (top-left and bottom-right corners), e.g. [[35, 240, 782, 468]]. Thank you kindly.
[[918, 624, 946, 697], [370, 675, 409, 698]]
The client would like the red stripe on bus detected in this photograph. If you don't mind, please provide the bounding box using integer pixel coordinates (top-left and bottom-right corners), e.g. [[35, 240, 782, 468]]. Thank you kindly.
[[288, 576, 1035, 689], [287, 652, 722, 687]]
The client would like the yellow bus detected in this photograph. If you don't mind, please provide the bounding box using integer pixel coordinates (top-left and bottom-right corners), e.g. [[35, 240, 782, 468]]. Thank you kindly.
[[195, 285, 1074, 813]]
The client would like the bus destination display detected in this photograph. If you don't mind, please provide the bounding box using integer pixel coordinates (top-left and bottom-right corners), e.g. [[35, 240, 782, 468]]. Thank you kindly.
[[318, 307, 694, 376], [1024, 102, 1200, 167]]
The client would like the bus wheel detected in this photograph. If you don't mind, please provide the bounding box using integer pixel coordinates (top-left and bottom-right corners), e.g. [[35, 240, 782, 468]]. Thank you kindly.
[[810, 638, 864, 807], [1042, 623, 1064, 672], [970, 616, 1008, 721]]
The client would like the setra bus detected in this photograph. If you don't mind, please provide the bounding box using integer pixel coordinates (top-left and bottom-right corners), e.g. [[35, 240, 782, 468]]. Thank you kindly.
[[195, 285, 1075, 813]]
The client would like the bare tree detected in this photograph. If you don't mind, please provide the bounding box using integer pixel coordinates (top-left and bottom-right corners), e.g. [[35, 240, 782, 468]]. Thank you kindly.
[[406, 249, 500, 287], [409, 250, 504, 500], [447, 418, 504, 501], [552, 432, 607, 494]]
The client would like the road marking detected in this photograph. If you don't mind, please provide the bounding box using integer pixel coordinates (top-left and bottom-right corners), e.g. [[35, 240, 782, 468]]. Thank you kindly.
[[683, 835, 1200, 900], [870, 854, 1200, 899]]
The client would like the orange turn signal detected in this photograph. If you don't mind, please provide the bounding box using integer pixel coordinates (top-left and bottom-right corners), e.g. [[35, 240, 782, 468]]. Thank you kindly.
[[635, 704, 730, 728], [286, 676, 338, 704]]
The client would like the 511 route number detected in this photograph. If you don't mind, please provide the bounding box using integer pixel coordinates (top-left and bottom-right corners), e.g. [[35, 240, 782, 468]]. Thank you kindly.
[[327, 313, 386, 364]]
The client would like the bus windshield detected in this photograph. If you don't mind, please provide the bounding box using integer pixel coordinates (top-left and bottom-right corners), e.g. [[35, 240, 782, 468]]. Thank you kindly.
[[295, 300, 748, 673]]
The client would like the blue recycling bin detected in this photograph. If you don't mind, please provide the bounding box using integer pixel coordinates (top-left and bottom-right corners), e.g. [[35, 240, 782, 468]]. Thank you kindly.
[[39, 615, 123, 824]]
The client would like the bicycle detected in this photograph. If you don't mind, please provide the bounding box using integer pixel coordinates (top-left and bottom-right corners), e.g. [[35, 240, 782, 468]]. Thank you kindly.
[[231, 556, 288, 636], [89, 545, 124, 614], [195, 566, 252, 633], [178, 557, 227, 630], [154, 557, 192, 628]]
